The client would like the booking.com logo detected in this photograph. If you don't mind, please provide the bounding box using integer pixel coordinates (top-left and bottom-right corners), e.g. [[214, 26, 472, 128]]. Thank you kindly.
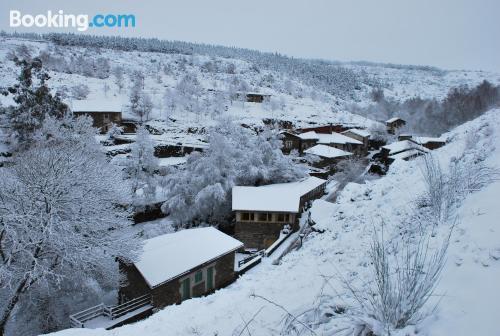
[[9, 10, 136, 32]]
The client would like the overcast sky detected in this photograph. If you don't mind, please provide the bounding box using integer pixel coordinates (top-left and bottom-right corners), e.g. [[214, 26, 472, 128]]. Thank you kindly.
[[1, 0, 499, 72]]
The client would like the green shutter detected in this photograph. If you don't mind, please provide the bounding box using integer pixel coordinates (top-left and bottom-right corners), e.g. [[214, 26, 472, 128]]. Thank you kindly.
[[181, 278, 190, 300], [207, 266, 214, 290]]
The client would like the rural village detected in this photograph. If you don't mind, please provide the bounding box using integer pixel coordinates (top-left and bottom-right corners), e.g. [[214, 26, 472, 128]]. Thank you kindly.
[[0, 30, 499, 336]]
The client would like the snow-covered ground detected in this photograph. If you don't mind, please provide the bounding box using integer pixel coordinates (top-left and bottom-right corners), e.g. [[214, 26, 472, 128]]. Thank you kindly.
[[48, 109, 500, 335]]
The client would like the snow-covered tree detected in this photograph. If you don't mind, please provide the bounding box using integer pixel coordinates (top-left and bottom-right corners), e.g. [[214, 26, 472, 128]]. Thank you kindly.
[[0, 116, 138, 335], [3, 58, 68, 147], [112, 66, 125, 92], [129, 74, 153, 122], [126, 125, 159, 206], [161, 120, 307, 227]]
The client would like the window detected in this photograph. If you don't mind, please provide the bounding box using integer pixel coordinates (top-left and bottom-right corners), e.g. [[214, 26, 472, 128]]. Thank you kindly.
[[285, 140, 294, 149], [240, 212, 254, 221], [258, 213, 269, 222], [277, 213, 290, 222], [194, 270, 203, 283]]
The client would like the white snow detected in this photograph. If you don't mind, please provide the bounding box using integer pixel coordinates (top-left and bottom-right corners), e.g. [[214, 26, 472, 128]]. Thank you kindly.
[[388, 148, 425, 160], [411, 136, 447, 144], [70, 99, 126, 113], [157, 157, 187, 167], [232, 177, 326, 213], [133, 227, 243, 288], [382, 140, 429, 154], [304, 144, 353, 159]]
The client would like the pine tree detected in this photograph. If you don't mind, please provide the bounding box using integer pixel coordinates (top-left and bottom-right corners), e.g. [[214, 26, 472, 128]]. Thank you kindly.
[[4, 58, 68, 147]]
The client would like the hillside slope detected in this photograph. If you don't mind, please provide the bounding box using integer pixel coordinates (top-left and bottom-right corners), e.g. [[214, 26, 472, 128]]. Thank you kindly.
[[48, 108, 500, 335]]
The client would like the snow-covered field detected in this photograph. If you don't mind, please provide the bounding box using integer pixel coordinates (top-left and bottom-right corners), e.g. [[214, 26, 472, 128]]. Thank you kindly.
[[48, 109, 500, 335]]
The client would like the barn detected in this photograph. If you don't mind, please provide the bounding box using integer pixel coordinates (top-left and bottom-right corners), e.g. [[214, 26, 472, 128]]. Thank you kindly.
[[119, 227, 243, 309], [232, 177, 327, 250], [72, 100, 124, 133]]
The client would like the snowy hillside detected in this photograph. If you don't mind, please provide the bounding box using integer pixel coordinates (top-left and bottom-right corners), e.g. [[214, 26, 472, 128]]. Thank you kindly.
[[1, 35, 498, 133], [48, 108, 500, 336]]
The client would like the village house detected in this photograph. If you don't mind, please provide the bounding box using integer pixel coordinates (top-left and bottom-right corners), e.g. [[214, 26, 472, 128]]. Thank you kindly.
[[398, 134, 447, 150], [298, 131, 364, 155], [385, 117, 406, 134], [304, 144, 353, 171], [245, 92, 271, 103], [280, 131, 320, 154], [280, 131, 302, 154], [71, 100, 122, 133], [342, 128, 370, 153], [119, 227, 243, 309], [232, 177, 327, 250], [380, 140, 429, 163], [72, 100, 124, 133]]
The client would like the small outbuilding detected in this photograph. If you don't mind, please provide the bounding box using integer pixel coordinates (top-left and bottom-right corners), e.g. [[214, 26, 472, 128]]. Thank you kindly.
[[232, 177, 327, 250], [119, 227, 243, 309], [385, 117, 406, 134]]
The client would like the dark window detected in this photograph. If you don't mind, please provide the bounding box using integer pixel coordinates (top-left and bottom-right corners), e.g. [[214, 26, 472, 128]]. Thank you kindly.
[[258, 213, 268, 221], [277, 213, 285, 222], [194, 270, 203, 283], [241, 212, 249, 221]]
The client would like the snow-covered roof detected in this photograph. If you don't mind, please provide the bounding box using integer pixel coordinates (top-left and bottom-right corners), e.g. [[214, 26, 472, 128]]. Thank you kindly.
[[298, 131, 362, 145], [71, 99, 125, 113], [382, 140, 429, 155], [342, 128, 370, 138], [304, 144, 353, 159], [411, 136, 447, 145], [232, 177, 326, 213], [389, 149, 426, 160], [386, 117, 405, 124], [297, 131, 320, 140], [134, 227, 243, 288]]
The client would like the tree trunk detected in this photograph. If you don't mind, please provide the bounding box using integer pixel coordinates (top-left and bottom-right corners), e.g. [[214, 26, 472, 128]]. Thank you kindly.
[[0, 277, 29, 336]]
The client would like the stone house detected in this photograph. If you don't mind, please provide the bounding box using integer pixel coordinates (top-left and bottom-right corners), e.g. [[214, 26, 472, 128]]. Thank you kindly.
[[232, 177, 327, 250], [119, 227, 243, 309]]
